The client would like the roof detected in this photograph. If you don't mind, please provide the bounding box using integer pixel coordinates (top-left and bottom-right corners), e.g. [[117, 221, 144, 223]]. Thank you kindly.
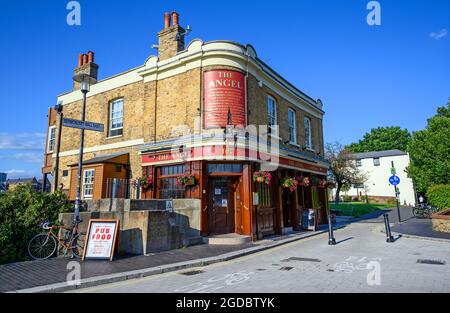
[[7, 178, 38, 184], [349, 150, 408, 160], [69, 152, 129, 166]]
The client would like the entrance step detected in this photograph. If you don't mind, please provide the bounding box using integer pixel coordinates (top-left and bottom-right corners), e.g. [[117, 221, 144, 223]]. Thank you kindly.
[[203, 234, 252, 245]]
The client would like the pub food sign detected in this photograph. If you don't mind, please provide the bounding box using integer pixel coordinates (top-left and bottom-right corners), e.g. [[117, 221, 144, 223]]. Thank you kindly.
[[83, 219, 120, 261]]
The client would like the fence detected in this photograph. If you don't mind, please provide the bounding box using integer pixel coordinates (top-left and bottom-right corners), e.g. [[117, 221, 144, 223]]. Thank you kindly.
[[105, 178, 142, 199]]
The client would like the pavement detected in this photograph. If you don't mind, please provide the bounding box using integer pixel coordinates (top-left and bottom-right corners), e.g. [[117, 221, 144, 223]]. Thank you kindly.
[[2, 205, 449, 293], [71, 219, 450, 293]]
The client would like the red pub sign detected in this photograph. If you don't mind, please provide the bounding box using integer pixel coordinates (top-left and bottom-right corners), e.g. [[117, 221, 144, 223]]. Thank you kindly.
[[203, 70, 246, 128]]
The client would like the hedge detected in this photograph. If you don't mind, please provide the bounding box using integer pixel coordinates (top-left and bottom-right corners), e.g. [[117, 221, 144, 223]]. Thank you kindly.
[[426, 184, 450, 211], [0, 184, 72, 264]]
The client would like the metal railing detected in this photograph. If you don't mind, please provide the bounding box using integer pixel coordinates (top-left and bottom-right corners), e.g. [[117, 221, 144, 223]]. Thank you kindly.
[[105, 178, 142, 199]]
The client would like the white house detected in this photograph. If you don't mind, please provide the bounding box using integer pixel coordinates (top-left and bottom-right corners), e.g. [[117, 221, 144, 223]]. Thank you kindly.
[[332, 150, 417, 206]]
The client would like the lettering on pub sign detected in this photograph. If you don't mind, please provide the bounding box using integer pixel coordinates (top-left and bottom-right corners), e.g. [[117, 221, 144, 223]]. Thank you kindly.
[[203, 70, 246, 129]]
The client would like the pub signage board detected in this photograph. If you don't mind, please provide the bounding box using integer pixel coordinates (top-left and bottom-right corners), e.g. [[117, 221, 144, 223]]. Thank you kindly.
[[82, 219, 120, 261]]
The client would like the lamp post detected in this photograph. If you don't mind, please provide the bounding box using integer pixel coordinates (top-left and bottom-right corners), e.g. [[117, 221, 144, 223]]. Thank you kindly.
[[53, 101, 63, 193], [72, 73, 97, 225]]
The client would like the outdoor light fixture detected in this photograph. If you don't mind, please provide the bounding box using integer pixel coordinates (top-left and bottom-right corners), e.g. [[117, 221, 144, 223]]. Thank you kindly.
[[73, 73, 97, 93], [71, 72, 97, 225]]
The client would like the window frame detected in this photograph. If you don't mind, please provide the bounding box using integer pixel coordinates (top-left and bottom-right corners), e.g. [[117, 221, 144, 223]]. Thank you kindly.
[[304, 117, 312, 150], [82, 169, 95, 199], [157, 164, 186, 199], [356, 159, 362, 167], [47, 126, 56, 153], [373, 158, 380, 167], [108, 99, 124, 138], [287, 108, 297, 145], [267, 95, 277, 128]]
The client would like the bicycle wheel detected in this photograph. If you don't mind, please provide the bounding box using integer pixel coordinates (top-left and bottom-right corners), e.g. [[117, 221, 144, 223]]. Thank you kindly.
[[70, 233, 86, 258], [28, 233, 57, 260]]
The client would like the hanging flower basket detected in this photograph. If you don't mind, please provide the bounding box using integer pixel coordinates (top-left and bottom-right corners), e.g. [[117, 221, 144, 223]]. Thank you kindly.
[[317, 179, 327, 189], [138, 176, 153, 191], [253, 171, 272, 185], [176, 174, 196, 187], [296, 176, 311, 187], [280, 177, 299, 192]]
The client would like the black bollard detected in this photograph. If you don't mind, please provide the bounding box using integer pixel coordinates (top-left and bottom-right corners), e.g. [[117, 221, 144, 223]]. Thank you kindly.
[[328, 213, 336, 245], [383, 214, 394, 243]]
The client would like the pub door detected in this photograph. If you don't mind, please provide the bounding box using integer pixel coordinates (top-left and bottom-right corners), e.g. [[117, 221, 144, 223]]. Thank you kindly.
[[282, 189, 293, 228], [208, 177, 235, 235]]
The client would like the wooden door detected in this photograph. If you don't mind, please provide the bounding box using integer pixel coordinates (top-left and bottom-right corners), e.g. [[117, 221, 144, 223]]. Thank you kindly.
[[234, 176, 244, 234], [208, 178, 235, 235]]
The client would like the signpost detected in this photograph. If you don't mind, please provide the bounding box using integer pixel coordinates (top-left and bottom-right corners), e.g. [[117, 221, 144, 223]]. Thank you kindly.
[[62, 118, 104, 132], [390, 161, 402, 223]]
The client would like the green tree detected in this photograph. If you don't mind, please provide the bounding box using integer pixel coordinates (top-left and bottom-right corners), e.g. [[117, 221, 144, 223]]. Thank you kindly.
[[407, 101, 450, 194], [326, 142, 368, 204], [0, 184, 72, 264], [347, 126, 412, 153]]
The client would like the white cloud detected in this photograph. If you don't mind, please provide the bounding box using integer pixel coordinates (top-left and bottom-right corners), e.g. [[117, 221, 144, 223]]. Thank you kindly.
[[430, 28, 448, 40], [0, 132, 46, 151], [0, 152, 43, 164]]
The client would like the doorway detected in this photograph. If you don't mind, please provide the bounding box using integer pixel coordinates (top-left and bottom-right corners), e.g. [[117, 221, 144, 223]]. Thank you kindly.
[[208, 177, 242, 235]]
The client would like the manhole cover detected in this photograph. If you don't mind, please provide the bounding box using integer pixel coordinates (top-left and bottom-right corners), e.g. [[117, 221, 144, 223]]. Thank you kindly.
[[279, 267, 294, 271], [179, 270, 205, 276], [417, 259, 446, 265], [281, 257, 321, 263]]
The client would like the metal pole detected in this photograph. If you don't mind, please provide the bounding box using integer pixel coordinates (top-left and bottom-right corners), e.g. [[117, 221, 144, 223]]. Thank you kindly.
[[383, 214, 394, 243], [391, 161, 401, 223], [328, 211, 336, 245], [53, 108, 63, 192], [73, 90, 87, 225]]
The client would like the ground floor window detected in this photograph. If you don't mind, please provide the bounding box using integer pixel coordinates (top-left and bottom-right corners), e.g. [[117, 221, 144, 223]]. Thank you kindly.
[[82, 169, 95, 199], [158, 164, 185, 199]]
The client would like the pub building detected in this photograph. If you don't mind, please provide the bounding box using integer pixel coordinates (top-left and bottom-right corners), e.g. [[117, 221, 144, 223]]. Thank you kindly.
[[42, 12, 330, 241]]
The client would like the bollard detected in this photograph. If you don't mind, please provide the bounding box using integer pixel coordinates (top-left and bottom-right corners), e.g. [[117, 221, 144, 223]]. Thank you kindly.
[[135, 180, 140, 200], [328, 213, 336, 245], [383, 214, 395, 243], [112, 178, 118, 199]]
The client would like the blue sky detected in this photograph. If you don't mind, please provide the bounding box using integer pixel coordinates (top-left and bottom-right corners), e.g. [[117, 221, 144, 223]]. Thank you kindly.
[[0, 0, 449, 179]]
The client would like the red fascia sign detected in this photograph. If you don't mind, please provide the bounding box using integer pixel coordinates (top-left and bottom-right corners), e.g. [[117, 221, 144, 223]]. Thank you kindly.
[[203, 70, 246, 128]]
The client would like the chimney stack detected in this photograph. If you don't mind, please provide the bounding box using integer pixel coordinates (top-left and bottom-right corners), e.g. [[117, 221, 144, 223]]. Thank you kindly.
[[164, 12, 171, 29], [157, 11, 185, 61], [73, 51, 99, 91]]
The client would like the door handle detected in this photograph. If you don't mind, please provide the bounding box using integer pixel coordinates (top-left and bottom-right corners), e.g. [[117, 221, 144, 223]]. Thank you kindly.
[[203, 206, 208, 212], [243, 205, 249, 211]]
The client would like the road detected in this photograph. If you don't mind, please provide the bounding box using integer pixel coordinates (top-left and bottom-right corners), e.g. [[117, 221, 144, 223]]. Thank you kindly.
[[72, 217, 450, 293]]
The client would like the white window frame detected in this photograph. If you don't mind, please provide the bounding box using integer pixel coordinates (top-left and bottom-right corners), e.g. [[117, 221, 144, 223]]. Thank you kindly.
[[47, 126, 56, 153], [288, 108, 297, 144], [82, 169, 95, 199], [267, 96, 277, 128], [304, 117, 312, 150], [109, 99, 124, 137]]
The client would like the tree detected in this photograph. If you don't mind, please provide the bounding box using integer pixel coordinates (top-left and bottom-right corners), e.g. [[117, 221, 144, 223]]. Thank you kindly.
[[347, 126, 411, 153], [325, 142, 368, 204], [407, 101, 450, 194]]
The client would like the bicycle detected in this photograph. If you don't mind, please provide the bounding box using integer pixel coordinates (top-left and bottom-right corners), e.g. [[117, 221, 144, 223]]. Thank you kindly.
[[27, 219, 85, 260], [412, 204, 438, 219]]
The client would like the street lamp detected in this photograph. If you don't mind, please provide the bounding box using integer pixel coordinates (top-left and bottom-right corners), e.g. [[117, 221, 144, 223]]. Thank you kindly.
[[72, 73, 97, 225], [53, 101, 63, 193]]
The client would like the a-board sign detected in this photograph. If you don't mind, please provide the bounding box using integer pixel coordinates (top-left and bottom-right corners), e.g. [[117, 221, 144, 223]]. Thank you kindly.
[[82, 219, 120, 261]]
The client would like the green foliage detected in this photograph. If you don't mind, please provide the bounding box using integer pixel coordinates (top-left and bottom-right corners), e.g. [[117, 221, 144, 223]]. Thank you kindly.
[[330, 202, 390, 218], [407, 102, 450, 193], [347, 126, 411, 153], [426, 184, 450, 211], [343, 195, 352, 202], [0, 184, 72, 264]]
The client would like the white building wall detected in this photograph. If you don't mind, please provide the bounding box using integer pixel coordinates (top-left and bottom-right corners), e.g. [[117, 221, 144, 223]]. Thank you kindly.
[[332, 154, 417, 206]]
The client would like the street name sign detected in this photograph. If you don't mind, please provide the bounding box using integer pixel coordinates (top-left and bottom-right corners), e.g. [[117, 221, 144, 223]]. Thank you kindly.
[[389, 175, 400, 186], [62, 118, 104, 132]]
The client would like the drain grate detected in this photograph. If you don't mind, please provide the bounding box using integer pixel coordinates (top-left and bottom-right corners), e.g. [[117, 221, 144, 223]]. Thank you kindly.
[[417, 259, 446, 265], [179, 270, 205, 276], [281, 257, 321, 263], [256, 268, 267, 271], [279, 266, 294, 271]]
